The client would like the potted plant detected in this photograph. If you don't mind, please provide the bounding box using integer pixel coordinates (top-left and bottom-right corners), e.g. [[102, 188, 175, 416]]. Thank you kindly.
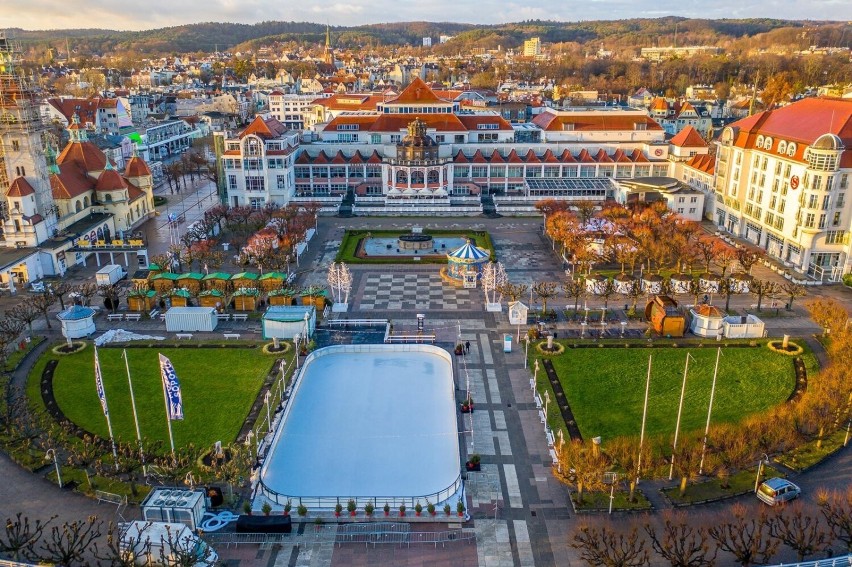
[[383, 502, 391, 517], [283, 500, 292, 517], [262, 502, 272, 516], [427, 502, 436, 517], [466, 453, 481, 472], [334, 503, 343, 517], [454, 343, 464, 356], [414, 501, 423, 517], [456, 499, 466, 517], [443, 503, 452, 517], [364, 502, 374, 518], [243, 501, 252, 515], [347, 499, 357, 517], [314, 517, 324, 531], [297, 504, 308, 518], [399, 503, 406, 517], [460, 396, 474, 413]]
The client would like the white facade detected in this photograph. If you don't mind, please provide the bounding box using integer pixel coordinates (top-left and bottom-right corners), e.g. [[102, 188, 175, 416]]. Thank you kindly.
[[714, 98, 852, 281]]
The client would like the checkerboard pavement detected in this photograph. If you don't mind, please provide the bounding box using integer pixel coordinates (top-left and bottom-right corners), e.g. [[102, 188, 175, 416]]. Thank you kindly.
[[357, 272, 478, 311]]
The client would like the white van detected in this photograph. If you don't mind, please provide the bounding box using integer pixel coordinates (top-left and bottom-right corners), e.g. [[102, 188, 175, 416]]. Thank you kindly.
[[120, 521, 218, 566]]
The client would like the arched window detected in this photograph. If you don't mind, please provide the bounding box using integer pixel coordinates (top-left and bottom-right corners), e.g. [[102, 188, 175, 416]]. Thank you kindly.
[[411, 171, 424, 184], [243, 136, 263, 157], [104, 194, 113, 203], [396, 170, 408, 184], [83, 196, 90, 208], [427, 170, 439, 184], [75, 200, 82, 212]]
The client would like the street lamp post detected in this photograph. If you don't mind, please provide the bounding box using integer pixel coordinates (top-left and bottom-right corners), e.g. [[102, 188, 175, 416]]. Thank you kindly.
[[524, 336, 529, 368], [264, 390, 272, 434], [46, 449, 62, 488], [754, 453, 770, 493], [621, 321, 627, 337], [245, 430, 255, 460]]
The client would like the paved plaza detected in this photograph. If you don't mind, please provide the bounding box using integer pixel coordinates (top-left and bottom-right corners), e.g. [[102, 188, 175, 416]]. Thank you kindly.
[[0, 211, 850, 566]]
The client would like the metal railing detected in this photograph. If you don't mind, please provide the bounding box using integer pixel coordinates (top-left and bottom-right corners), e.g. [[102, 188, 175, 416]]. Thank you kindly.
[[203, 525, 476, 549], [768, 556, 852, 567]]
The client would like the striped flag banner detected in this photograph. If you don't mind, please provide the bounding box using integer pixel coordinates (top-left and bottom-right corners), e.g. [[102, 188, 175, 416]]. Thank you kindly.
[[94, 347, 109, 417], [158, 353, 184, 421]]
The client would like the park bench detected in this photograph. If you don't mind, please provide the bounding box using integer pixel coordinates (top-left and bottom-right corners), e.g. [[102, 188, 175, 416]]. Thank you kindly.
[[175, 333, 193, 340], [125, 313, 141, 322], [546, 430, 555, 447], [538, 410, 546, 424], [223, 333, 241, 340], [107, 314, 124, 321], [549, 449, 559, 466], [232, 314, 248, 322], [216, 313, 231, 321], [149, 309, 160, 319], [159, 313, 167, 321]]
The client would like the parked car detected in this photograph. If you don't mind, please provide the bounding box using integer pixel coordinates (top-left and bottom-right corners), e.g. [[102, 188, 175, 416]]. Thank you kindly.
[[757, 478, 801, 506]]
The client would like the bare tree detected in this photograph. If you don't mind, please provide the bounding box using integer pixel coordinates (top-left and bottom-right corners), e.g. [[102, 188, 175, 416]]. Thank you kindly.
[[532, 281, 559, 315], [768, 502, 830, 562], [27, 293, 56, 330], [11, 302, 39, 336], [563, 279, 586, 315], [157, 523, 217, 566], [496, 282, 528, 303], [75, 282, 99, 307], [95, 521, 148, 567], [709, 503, 779, 566], [50, 281, 75, 310], [817, 486, 852, 552], [98, 284, 126, 314], [645, 511, 716, 567], [780, 281, 806, 311], [0, 513, 53, 561], [596, 278, 617, 311], [571, 524, 650, 567], [34, 515, 102, 566], [555, 440, 609, 505], [735, 247, 763, 275], [750, 280, 777, 312]]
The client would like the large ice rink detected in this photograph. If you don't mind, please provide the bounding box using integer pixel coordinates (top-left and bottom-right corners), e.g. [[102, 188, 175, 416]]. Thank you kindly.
[[260, 345, 461, 505]]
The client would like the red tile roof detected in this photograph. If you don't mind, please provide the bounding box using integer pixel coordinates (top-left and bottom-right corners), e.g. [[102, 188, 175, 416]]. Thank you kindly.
[[685, 154, 715, 175], [457, 114, 513, 131], [387, 77, 449, 105], [51, 163, 95, 199], [95, 168, 127, 192], [125, 155, 152, 177], [6, 177, 35, 197], [729, 98, 852, 165], [239, 115, 288, 139], [532, 110, 663, 132], [57, 141, 107, 171], [670, 125, 708, 148]]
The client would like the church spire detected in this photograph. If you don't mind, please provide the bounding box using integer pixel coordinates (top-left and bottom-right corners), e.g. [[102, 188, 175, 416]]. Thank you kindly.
[[323, 24, 334, 66]]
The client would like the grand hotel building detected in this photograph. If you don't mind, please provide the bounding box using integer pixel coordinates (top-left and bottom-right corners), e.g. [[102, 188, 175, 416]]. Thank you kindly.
[[218, 78, 852, 281]]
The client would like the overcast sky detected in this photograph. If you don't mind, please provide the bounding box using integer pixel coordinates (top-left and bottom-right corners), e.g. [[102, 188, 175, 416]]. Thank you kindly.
[[2, 0, 851, 31]]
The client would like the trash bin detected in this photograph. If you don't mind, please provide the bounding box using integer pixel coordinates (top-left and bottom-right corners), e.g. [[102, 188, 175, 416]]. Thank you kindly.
[[503, 335, 512, 353]]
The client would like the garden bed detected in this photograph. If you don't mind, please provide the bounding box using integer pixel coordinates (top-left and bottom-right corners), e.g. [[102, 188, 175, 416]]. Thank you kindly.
[[335, 229, 494, 264], [777, 429, 849, 472], [661, 465, 783, 506], [570, 489, 652, 512]]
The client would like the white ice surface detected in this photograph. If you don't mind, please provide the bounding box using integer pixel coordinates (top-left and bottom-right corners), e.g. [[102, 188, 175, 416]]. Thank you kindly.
[[261, 350, 459, 498]]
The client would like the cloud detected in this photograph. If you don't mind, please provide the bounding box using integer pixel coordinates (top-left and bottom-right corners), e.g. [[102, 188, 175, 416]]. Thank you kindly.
[[1, 0, 850, 31]]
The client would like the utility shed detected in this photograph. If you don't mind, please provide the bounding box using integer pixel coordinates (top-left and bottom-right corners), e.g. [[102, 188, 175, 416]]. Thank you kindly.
[[164, 307, 218, 332], [645, 295, 685, 337], [262, 306, 315, 340]]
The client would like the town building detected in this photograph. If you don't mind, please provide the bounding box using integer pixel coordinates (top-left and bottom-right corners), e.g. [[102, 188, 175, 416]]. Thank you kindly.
[[639, 45, 722, 61], [523, 38, 542, 58], [714, 97, 852, 281], [647, 97, 713, 138]]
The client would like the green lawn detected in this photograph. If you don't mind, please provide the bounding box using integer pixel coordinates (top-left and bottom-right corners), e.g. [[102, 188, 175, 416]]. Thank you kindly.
[[49, 346, 278, 449], [662, 465, 783, 505], [335, 229, 495, 264], [539, 345, 797, 441]]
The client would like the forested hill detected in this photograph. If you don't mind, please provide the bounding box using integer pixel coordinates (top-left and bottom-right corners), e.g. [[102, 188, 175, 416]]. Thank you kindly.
[[4, 18, 828, 56]]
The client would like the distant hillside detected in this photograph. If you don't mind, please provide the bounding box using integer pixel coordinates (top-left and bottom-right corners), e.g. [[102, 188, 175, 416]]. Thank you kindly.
[[6, 18, 818, 56]]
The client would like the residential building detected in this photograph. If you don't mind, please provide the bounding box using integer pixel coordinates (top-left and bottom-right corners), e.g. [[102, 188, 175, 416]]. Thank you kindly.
[[714, 97, 852, 281], [647, 97, 713, 138], [423, 37, 432, 47], [44, 96, 134, 136], [523, 38, 542, 58], [639, 46, 722, 62]]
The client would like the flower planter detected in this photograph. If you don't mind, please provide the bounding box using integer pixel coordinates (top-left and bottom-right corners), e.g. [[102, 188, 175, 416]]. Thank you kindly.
[[466, 462, 481, 472], [457, 512, 464, 517], [384, 511, 390, 517], [460, 404, 474, 414], [334, 512, 341, 517], [399, 511, 406, 517], [415, 511, 421, 517], [349, 511, 356, 517]]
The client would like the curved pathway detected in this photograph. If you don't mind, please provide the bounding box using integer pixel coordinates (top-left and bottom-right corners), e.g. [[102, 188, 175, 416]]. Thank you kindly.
[[0, 334, 133, 525]]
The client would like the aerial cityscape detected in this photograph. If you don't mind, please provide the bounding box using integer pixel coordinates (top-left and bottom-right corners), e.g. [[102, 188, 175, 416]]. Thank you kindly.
[[0, 10, 850, 567]]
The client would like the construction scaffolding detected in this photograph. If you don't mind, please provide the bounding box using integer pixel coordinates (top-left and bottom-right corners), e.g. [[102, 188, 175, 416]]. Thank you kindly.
[[0, 31, 53, 238]]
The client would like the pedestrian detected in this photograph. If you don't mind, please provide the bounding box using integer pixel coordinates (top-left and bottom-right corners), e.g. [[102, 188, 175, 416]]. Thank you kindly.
[[465, 340, 470, 354], [553, 332, 558, 340]]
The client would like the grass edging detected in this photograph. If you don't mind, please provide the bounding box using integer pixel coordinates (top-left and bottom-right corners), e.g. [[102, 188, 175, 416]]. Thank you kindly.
[[569, 489, 653, 514], [3, 335, 46, 373], [777, 429, 849, 473], [660, 465, 783, 507], [335, 229, 495, 264]]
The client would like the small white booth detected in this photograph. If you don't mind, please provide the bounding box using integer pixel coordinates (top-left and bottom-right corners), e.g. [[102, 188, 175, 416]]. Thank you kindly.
[[164, 307, 218, 333], [689, 304, 724, 338], [56, 305, 96, 339], [508, 301, 528, 325], [722, 313, 766, 338], [262, 305, 316, 340], [141, 488, 207, 531]]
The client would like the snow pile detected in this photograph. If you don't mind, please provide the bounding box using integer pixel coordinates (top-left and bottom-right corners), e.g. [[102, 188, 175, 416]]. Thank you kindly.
[[95, 329, 165, 346]]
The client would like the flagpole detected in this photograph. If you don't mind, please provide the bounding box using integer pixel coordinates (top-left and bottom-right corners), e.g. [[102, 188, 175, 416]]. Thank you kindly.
[[94, 347, 119, 470], [698, 348, 721, 475], [636, 354, 652, 486], [160, 359, 177, 464], [123, 350, 146, 475], [669, 353, 691, 480]]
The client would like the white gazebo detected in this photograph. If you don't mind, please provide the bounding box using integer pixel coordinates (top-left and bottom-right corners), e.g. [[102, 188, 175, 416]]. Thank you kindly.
[[56, 305, 96, 339], [508, 301, 529, 325], [689, 304, 724, 338]]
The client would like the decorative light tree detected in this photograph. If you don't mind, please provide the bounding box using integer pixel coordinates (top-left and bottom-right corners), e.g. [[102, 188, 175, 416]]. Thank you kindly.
[[481, 261, 507, 311], [327, 262, 352, 312]]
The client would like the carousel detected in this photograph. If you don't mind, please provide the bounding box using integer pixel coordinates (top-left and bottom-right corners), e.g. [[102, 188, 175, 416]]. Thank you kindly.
[[443, 239, 490, 288]]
